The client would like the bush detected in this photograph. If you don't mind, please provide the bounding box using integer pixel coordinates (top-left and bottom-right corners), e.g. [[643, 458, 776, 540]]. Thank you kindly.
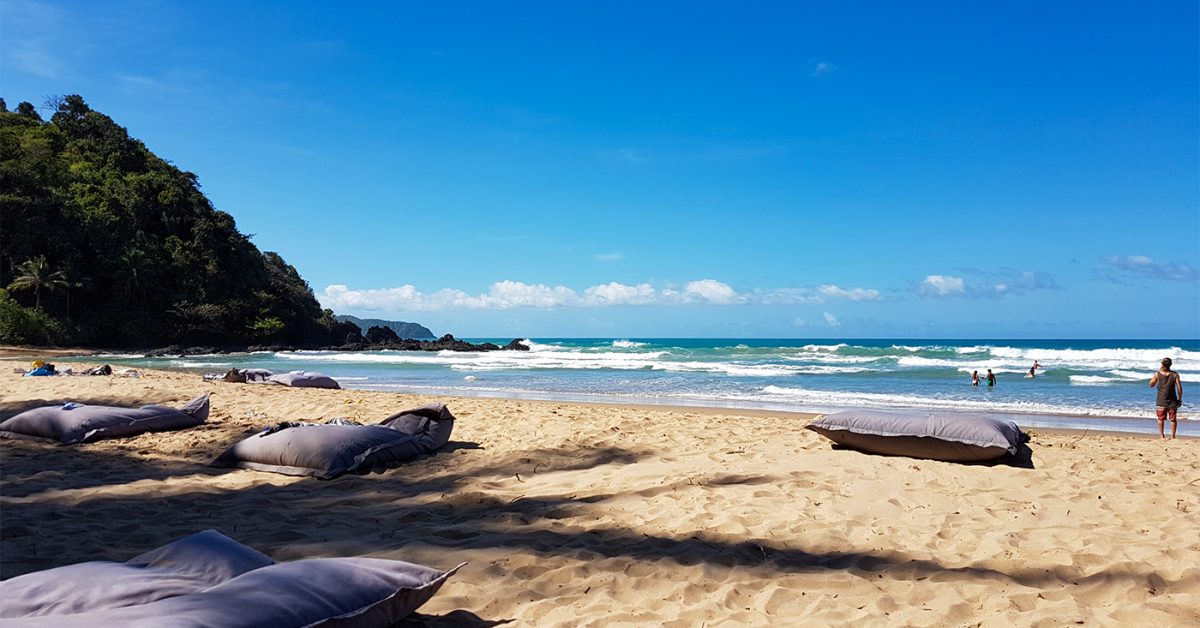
[[0, 289, 67, 345], [249, 316, 285, 339]]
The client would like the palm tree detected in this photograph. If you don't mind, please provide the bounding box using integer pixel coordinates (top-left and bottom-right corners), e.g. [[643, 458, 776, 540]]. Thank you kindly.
[[64, 275, 88, 319], [115, 247, 151, 298], [7, 256, 68, 310]]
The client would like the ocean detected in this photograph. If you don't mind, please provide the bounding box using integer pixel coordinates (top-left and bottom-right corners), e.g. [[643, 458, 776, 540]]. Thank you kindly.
[[84, 338, 1198, 435]]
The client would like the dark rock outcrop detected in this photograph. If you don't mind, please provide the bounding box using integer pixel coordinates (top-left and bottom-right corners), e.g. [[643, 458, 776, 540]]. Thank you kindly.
[[143, 336, 530, 356], [335, 316, 435, 340], [327, 335, 528, 353], [145, 345, 220, 357], [502, 339, 529, 351], [365, 325, 401, 344]]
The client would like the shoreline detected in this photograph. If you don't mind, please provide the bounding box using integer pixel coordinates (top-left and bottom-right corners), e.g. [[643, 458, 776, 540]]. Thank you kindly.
[[3, 354, 1190, 438]]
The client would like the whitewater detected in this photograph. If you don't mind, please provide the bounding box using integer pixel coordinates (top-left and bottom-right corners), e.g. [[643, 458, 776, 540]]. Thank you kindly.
[[89, 338, 1199, 435]]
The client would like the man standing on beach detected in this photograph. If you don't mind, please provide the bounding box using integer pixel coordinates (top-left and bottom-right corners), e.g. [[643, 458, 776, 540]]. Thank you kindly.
[[1149, 357, 1183, 439]]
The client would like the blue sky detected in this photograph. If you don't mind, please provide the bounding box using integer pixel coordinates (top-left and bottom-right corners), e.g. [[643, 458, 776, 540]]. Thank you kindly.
[[3, 1, 1197, 338]]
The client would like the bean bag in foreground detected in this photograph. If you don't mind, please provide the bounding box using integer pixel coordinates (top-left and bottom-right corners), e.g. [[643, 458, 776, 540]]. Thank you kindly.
[[806, 410, 1024, 462], [211, 403, 455, 479], [0, 395, 210, 445], [0, 530, 462, 628]]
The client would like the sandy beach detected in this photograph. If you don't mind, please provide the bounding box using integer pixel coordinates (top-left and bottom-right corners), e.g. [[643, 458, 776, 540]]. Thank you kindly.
[[1, 360, 1197, 626]]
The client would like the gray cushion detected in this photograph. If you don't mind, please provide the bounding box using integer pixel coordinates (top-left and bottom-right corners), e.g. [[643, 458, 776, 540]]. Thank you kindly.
[[211, 404, 455, 479], [806, 410, 1024, 462], [0, 530, 274, 618], [0, 531, 460, 628], [0, 395, 210, 445], [267, 371, 341, 389]]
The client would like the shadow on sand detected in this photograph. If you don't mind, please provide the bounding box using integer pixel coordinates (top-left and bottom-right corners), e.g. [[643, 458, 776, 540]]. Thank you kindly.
[[4, 430, 1190, 625]]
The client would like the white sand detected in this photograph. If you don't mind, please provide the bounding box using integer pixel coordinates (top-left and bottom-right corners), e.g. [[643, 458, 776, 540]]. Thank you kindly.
[[2, 361, 1198, 626]]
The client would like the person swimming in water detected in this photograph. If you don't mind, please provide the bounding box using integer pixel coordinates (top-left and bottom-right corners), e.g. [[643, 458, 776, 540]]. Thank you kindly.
[[986, 369, 996, 387], [971, 370, 980, 386]]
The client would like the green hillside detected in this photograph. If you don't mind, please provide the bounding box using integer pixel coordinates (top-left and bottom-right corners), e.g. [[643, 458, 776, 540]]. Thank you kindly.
[[0, 96, 350, 347]]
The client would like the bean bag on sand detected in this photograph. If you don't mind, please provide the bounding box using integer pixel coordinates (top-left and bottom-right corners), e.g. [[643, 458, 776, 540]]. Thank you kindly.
[[806, 409, 1025, 462], [0, 395, 210, 445], [220, 368, 340, 389], [0, 529, 462, 628], [266, 370, 341, 389], [212, 403, 455, 479]]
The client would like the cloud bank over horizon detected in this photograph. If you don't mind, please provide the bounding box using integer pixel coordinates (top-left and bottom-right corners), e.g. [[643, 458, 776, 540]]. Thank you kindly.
[[916, 268, 1061, 299], [320, 279, 880, 313]]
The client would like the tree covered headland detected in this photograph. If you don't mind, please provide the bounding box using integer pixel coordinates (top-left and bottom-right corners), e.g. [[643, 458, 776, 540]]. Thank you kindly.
[[0, 95, 358, 348]]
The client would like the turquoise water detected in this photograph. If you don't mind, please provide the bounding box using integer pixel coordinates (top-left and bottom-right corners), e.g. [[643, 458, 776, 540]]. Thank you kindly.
[[84, 338, 1199, 435]]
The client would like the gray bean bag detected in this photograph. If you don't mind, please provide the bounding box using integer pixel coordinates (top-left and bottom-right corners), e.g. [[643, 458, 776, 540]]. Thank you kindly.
[[221, 368, 340, 389], [0, 530, 461, 627], [806, 410, 1024, 462], [0, 395, 210, 445], [211, 404, 455, 479], [266, 370, 341, 389]]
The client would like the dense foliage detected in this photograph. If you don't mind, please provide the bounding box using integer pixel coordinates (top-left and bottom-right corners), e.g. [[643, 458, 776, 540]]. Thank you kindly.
[[0, 96, 350, 347]]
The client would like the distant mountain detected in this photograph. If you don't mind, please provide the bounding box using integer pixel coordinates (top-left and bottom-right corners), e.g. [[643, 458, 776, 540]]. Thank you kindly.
[[336, 315, 435, 339]]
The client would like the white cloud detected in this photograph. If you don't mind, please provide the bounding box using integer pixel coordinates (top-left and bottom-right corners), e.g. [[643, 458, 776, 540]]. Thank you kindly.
[[919, 275, 967, 297], [582, 282, 657, 306], [823, 312, 840, 326], [321, 282, 576, 311], [483, 280, 577, 308], [811, 61, 837, 78], [593, 252, 623, 262], [321, 278, 886, 312], [756, 288, 821, 305], [1099, 255, 1199, 283], [916, 269, 1060, 299], [684, 279, 740, 304], [819, 284, 881, 301]]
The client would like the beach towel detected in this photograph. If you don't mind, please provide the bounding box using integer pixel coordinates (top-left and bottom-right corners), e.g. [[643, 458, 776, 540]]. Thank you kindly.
[[211, 403, 455, 479], [806, 410, 1024, 462], [221, 368, 276, 383], [0, 530, 461, 627], [24, 365, 57, 376], [0, 395, 210, 445]]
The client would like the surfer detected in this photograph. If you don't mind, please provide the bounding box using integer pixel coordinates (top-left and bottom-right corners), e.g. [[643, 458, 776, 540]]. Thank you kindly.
[[1026, 360, 1041, 378]]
